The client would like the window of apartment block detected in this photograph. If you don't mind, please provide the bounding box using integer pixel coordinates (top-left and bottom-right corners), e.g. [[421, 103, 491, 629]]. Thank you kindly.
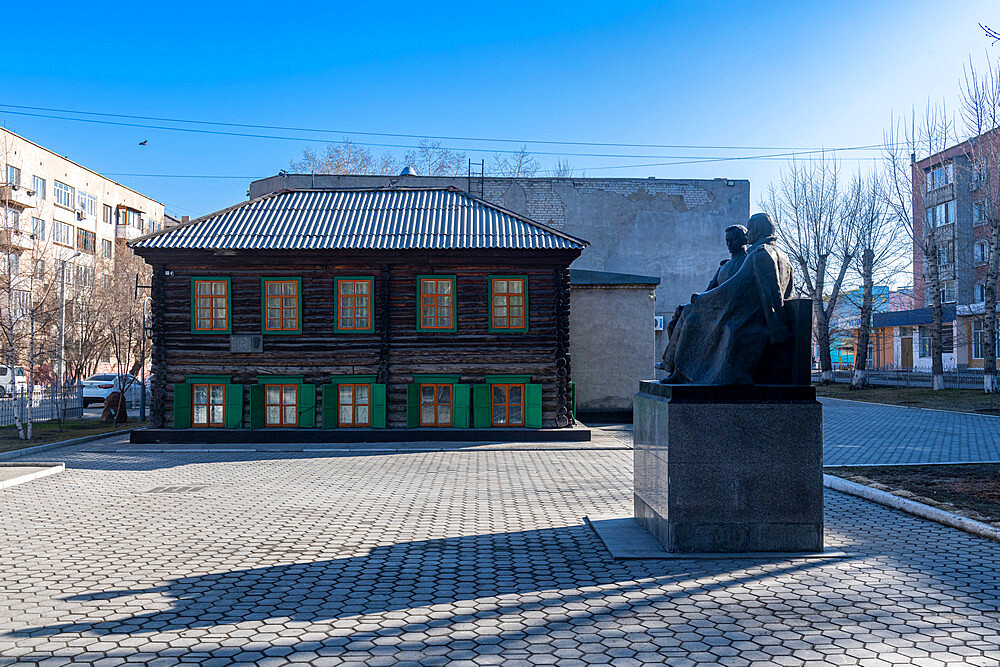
[[941, 279, 956, 303], [6, 165, 21, 187], [417, 275, 456, 332], [975, 240, 989, 264], [334, 277, 374, 333], [489, 276, 528, 332], [973, 201, 987, 226], [926, 163, 953, 191], [32, 176, 45, 200], [4, 253, 19, 276], [76, 228, 96, 254], [976, 283, 987, 303], [262, 278, 301, 333], [75, 265, 94, 288], [192, 278, 230, 333], [926, 200, 956, 227], [3, 206, 20, 230], [102, 204, 113, 224], [101, 238, 112, 258], [32, 260, 44, 280], [936, 241, 954, 266], [192, 384, 226, 427], [972, 320, 985, 359], [53, 181, 74, 209], [77, 192, 96, 218], [32, 217, 45, 241], [53, 220, 74, 246], [119, 208, 141, 228]]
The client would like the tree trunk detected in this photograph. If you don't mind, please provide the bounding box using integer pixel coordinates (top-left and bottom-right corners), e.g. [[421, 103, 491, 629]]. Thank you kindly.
[[815, 296, 834, 384], [984, 222, 1000, 393], [925, 232, 946, 391], [851, 250, 875, 390]]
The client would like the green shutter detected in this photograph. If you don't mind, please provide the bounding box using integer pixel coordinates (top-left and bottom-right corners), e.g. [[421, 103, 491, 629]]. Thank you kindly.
[[372, 383, 387, 428], [298, 384, 316, 428], [473, 384, 491, 428], [249, 384, 264, 430], [406, 383, 419, 428], [173, 383, 191, 429], [525, 383, 542, 428], [224, 384, 243, 428], [322, 384, 338, 429], [453, 384, 471, 428]]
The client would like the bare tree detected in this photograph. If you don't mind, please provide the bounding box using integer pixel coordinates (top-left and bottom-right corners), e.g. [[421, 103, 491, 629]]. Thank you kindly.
[[762, 155, 859, 384], [843, 173, 909, 388], [403, 139, 466, 176], [490, 146, 540, 177], [552, 159, 575, 178], [289, 138, 400, 175], [99, 247, 150, 419], [883, 106, 956, 390]]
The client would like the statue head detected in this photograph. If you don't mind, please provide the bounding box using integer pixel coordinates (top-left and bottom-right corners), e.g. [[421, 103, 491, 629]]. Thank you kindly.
[[746, 212, 776, 245], [724, 225, 748, 254]]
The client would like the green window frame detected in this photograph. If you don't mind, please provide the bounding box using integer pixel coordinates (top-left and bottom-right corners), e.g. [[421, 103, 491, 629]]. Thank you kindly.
[[473, 376, 542, 429], [322, 374, 387, 428], [488, 275, 529, 333], [406, 374, 470, 428], [190, 277, 232, 334], [172, 375, 243, 429], [416, 275, 457, 333], [333, 276, 375, 334], [260, 277, 303, 335], [249, 375, 315, 429]]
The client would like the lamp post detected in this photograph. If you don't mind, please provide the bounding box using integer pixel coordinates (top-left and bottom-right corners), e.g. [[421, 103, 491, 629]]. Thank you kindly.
[[58, 250, 81, 395]]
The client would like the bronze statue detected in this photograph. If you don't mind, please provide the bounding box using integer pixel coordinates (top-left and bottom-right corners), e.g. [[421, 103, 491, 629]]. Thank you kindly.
[[660, 212, 793, 385]]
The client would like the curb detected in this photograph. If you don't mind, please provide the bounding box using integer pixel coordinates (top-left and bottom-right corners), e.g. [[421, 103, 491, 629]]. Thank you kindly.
[[819, 395, 1000, 419], [823, 473, 1000, 544], [0, 427, 142, 461], [0, 462, 65, 489]]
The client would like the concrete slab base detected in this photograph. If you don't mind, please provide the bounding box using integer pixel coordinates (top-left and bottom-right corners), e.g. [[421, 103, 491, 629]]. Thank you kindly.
[[0, 462, 64, 489]]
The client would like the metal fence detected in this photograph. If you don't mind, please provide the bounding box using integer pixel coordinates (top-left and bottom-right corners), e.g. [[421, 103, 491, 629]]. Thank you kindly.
[[0, 386, 84, 427], [814, 368, 987, 390]]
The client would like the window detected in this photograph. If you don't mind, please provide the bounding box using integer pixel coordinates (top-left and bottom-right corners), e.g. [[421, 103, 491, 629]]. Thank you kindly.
[[13, 290, 31, 320], [918, 326, 931, 358], [77, 191, 96, 217], [192, 279, 230, 332], [417, 275, 456, 331], [926, 200, 956, 227], [32, 176, 45, 200], [975, 240, 989, 264], [490, 277, 528, 332], [264, 384, 298, 427], [32, 260, 44, 280], [53, 181, 74, 209], [76, 228, 96, 253], [262, 278, 301, 333], [3, 206, 20, 230], [56, 260, 72, 285], [419, 383, 452, 426], [941, 279, 956, 304], [101, 238, 112, 258], [6, 165, 20, 186], [926, 163, 953, 191], [936, 241, 954, 266], [974, 201, 987, 226], [53, 220, 74, 246], [31, 217, 45, 240], [334, 277, 373, 332], [491, 383, 525, 426], [4, 253, 19, 276], [119, 208, 142, 228], [102, 204, 113, 224], [192, 384, 225, 427], [75, 265, 94, 288], [337, 383, 370, 427]]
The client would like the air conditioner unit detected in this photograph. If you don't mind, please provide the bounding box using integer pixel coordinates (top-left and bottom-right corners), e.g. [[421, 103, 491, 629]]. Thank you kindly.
[[653, 315, 664, 331], [76, 210, 85, 220]]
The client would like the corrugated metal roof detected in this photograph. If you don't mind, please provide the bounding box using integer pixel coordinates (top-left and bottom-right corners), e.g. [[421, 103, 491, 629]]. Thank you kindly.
[[131, 188, 588, 251], [872, 305, 956, 328]]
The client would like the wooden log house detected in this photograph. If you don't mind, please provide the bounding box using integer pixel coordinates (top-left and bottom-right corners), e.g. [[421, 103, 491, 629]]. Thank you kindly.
[[130, 187, 587, 432]]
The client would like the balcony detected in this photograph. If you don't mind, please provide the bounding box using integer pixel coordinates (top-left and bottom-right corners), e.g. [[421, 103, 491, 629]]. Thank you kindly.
[[0, 185, 35, 210], [115, 224, 143, 241]]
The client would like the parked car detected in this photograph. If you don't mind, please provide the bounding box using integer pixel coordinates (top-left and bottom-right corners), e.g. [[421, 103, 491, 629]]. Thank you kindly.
[[0, 366, 28, 396], [82, 373, 142, 408]]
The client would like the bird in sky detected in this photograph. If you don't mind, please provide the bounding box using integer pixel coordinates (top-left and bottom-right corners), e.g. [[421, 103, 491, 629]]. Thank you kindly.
[[139, 140, 147, 146]]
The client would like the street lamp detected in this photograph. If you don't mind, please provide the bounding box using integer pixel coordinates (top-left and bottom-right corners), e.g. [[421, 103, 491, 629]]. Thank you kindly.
[[58, 250, 81, 394]]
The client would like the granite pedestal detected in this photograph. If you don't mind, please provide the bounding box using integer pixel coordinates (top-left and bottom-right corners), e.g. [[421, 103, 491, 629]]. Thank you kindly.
[[633, 381, 823, 553]]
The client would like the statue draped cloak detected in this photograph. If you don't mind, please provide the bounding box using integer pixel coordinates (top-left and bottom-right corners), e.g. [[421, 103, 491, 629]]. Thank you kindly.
[[662, 238, 793, 385]]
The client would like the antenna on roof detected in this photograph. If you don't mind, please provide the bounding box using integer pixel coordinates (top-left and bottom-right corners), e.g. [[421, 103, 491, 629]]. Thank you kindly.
[[468, 159, 484, 197]]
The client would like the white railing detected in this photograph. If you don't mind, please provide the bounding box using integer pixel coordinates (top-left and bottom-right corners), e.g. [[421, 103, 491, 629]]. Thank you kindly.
[[0, 386, 84, 427]]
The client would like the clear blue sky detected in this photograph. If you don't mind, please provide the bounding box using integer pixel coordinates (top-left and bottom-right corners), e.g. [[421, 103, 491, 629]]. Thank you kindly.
[[1, 0, 995, 218]]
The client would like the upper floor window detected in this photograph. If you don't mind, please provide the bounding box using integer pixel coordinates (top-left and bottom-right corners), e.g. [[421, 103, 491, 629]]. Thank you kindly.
[[975, 283, 987, 303], [32, 176, 45, 200], [975, 240, 989, 264], [53, 181, 74, 209], [76, 228, 96, 254], [6, 165, 20, 187], [53, 220, 74, 246], [262, 278, 301, 333], [489, 277, 528, 332], [926, 163, 953, 191], [3, 206, 20, 230], [101, 238, 112, 258], [102, 204, 113, 224], [31, 217, 45, 241], [334, 277, 373, 333], [974, 201, 987, 226], [119, 208, 142, 228], [926, 200, 955, 228], [77, 192, 96, 218], [192, 278, 230, 333], [942, 279, 956, 304], [417, 275, 456, 332], [936, 241, 954, 266]]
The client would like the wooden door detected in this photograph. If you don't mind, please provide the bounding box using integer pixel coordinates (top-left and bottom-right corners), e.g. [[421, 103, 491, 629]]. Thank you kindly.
[[900, 336, 913, 369]]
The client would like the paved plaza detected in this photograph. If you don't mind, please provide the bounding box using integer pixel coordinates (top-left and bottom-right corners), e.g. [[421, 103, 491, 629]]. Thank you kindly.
[[3, 414, 1000, 666]]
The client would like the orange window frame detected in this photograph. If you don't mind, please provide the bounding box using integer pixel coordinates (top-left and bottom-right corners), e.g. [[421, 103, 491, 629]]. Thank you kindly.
[[263, 280, 300, 332], [419, 278, 454, 330], [264, 383, 298, 427], [491, 383, 525, 427], [490, 278, 526, 330], [192, 383, 225, 428], [194, 280, 230, 332], [338, 383, 371, 427], [337, 280, 372, 331], [419, 383, 453, 427]]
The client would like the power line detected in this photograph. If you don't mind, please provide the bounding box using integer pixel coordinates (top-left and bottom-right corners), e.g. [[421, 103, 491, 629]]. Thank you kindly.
[[0, 102, 889, 153]]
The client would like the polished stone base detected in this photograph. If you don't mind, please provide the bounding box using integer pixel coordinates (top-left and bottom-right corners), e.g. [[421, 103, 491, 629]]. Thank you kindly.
[[634, 381, 823, 553]]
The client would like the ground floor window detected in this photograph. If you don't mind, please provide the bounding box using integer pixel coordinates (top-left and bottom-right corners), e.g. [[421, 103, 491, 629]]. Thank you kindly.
[[265, 384, 298, 427], [420, 383, 452, 427], [192, 384, 225, 427], [338, 383, 370, 426], [491, 383, 524, 426]]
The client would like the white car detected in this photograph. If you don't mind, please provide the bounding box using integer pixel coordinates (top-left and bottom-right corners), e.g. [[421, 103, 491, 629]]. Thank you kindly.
[[82, 373, 142, 408], [0, 366, 28, 396]]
